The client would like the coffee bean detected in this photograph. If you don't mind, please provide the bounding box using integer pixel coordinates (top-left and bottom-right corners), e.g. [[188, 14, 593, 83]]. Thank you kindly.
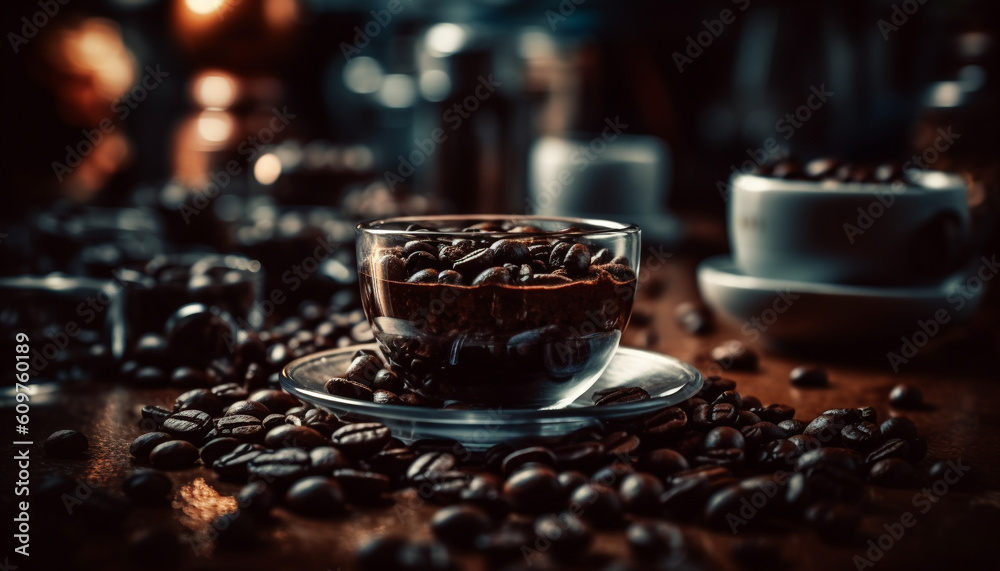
[[636, 449, 690, 479], [162, 410, 213, 442], [927, 459, 974, 490], [332, 423, 392, 459], [309, 446, 351, 475], [150, 440, 200, 469], [213, 443, 265, 481], [704, 426, 746, 450], [378, 254, 406, 281], [840, 422, 883, 452], [639, 407, 688, 445], [44, 429, 89, 458], [453, 248, 494, 277], [236, 480, 275, 518], [403, 240, 436, 257], [879, 417, 918, 441], [134, 366, 167, 385], [755, 404, 795, 424], [563, 244, 591, 277], [556, 470, 589, 495], [741, 396, 763, 410], [754, 439, 798, 470], [504, 465, 563, 515], [373, 390, 403, 405], [865, 438, 911, 465], [710, 340, 757, 371], [662, 466, 736, 517], [122, 469, 172, 505], [225, 400, 270, 420], [412, 470, 471, 504], [130, 432, 174, 463], [530, 273, 573, 285], [790, 366, 828, 387], [264, 424, 328, 449], [489, 239, 531, 265], [347, 354, 382, 387], [804, 157, 840, 179], [325, 378, 374, 401], [216, 415, 264, 442], [199, 437, 241, 467], [534, 512, 593, 562], [601, 431, 641, 457], [372, 369, 405, 393], [431, 504, 492, 549], [248, 448, 312, 488], [141, 405, 172, 429], [740, 422, 787, 449], [332, 469, 391, 503], [591, 460, 634, 486], [502, 447, 556, 475], [406, 452, 458, 482], [619, 473, 664, 515], [248, 389, 299, 414], [797, 447, 864, 476], [170, 366, 207, 387], [174, 388, 224, 416], [869, 458, 915, 488], [549, 242, 571, 269], [694, 447, 745, 469], [626, 521, 682, 561], [802, 414, 847, 446], [697, 376, 737, 401], [285, 476, 346, 517], [553, 442, 605, 472], [472, 266, 512, 286], [569, 483, 623, 528], [692, 403, 739, 429], [889, 384, 923, 409], [777, 419, 807, 436], [594, 386, 649, 406]]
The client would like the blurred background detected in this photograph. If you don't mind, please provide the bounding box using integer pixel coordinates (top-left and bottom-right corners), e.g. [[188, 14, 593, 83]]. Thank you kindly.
[[2, 0, 1000, 382]]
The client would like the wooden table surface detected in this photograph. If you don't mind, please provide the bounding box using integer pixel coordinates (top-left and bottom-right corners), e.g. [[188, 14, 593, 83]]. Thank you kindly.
[[5, 251, 1000, 571]]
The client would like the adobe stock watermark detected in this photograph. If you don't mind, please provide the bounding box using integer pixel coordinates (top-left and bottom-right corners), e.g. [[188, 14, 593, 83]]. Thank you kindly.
[[717, 84, 834, 200], [525, 116, 629, 214], [842, 126, 960, 244], [383, 74, 501, 191], [51, 65, 171, 182], [672, 0, 751, 73], [340, 0, 410, 61], [886, 254, 998, 372], [877, 0, 930, 41], [7, 0, 71, 54], [545, 0, 587, 31], [852, 459, 970, 570], [180, 105, 297, 223]]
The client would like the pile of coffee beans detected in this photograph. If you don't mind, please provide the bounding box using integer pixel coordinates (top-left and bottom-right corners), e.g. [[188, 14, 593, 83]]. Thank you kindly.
[[754, 157, 909, 184], [372, 222, 635, 287], [113, 366, 972, 570]]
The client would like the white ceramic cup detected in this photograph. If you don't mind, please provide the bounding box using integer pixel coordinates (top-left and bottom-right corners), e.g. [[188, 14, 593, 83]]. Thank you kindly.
[[728, 171, 971, 285]]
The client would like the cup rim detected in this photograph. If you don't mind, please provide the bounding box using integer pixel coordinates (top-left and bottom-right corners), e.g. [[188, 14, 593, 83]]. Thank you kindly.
[[730, 170, 966, 194], [356, 214, 641, 239]]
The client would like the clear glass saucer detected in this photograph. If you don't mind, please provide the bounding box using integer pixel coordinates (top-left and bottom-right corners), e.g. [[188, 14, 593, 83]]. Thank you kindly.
[[281, 344, 703, 450]]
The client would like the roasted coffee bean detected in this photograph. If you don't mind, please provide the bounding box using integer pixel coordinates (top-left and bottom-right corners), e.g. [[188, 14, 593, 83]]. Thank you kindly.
[[248, 389, 299, 414], [453, 248, 494, 276], [378, 254, 406, 281], [840, 422, 883, 452], [133, 332, 168, 363], [134, 366, 167, 385], [122, 469, 172, 505], [412, 439, 469, 460], [533, 512, 593, 562], [530, 273, 573, 285], [174, 388, 224, 416], [569, 483, 623, 528], [436, 269, 463, 285], [636, 449, 690, 479], [213, 443, 265, 481], [790, 366, 828, 387], [591, 460, 635, 487], [141, 405, 172, 429], [627, 521, 683, 561], [504, 465, 563, 515], [820, 408, 863, 423], [787, 434, 822, 456], [803, 414, 847, 446], [601, 431, 641, 457], [692, 403, 739, 429], [372, 369, 404, 393], [879, 417, 918, 441], [736, 410, 763, 427], [43, 429, 89, 457], [704, 426, 746, 450], [162, 410, 213, 442], [714, 390, 743, 409], [662, 466, 736, 517], [549, 242, 571, 269], [740, 422, 787, 449], [483, 443, 515, 473], [236, 480, 275, 518], [368, 390, 399, 405], [594, 386, 649, 406], [927, 459, 974, 490], [754, 439, 798, 470], [346, 354, 382, 387], [472, 266, 511, 286], [308, 446, 351, 475], [797, 447, 864, 476], [698, 376, 737, 401], [869, 458, 916, 488], [705, 483, 771, 529], [248, 448, 312, 487], [619, 473, 664, 515], [804, 157, 840, 179], [694, 447, 745, 469], [590, 248, 613, 266], [406, 451, 457, 481], [199, 437, 241, 467], [741, 396, 763, 410], [639, 407, 688, 444], [865, 438, 911, 465], [675, 302, 713, 335], [332, 469, 391, 503], [264, 424, 328, 449], [556, 470, 590, 497], [216, 414, 264, 438], [553, 442, 605, 472], [150, 440, 200, 469], [755, 404, 795, 424], [261, 414, 286, 430], [600, 263, 637, 282], [502, 447, 556, 475], [403, 240, 437, 257], [777, 419, 807, 436], [432, 505, 492, 550], [130, 432, 174, 463], [890, 384, 924, 409], [285, 476, 346, 517], [489, 239, 531, 265], [211, 382, 249, 403], [325, 378, 374, 401], [412, 471, 471, 504], [804, 501, 861, 535], [302, 409, 331, 424], [171, 366, 207, 387], [332, 423, 392, 459], [563, 243, 591, 277], [710, 340, 757, 371]]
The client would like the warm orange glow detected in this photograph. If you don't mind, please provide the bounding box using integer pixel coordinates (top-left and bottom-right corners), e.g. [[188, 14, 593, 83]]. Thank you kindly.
[[193, 72, 237, 110], [196, 110, 233, 143], [254, 153, 282, 185], [185, 0, 226, 15]]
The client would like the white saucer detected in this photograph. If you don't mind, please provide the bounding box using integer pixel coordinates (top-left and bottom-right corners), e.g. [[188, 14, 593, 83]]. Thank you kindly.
[[697, 255, 983, 350]]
